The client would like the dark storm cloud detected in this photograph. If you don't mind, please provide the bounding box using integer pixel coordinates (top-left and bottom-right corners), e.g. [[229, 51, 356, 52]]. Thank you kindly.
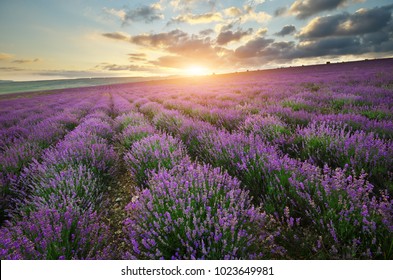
[[275, 25, 297, 36], [290, 0, 358, 19], [298, 5, 393, 39], [216, 28, 253, 45]]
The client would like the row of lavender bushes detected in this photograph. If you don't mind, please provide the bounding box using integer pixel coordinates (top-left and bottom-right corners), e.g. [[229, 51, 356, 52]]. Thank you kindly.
[[0, 92, 98, 224], [133, 95, 393, 259], [116, 101, 282, 259], [0, 92, 118, 259]]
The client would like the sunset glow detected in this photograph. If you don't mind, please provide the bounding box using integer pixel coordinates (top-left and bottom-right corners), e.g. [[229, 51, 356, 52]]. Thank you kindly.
[[185, 66, 210, 76], [0, 0, 392, 81]]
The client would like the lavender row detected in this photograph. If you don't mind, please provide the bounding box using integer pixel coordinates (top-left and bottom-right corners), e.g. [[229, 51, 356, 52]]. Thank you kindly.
[[0, 97, 100, 224], [114, 106, 279, 259], [0, 95, 118, 259], [138, 104, 393, 259]]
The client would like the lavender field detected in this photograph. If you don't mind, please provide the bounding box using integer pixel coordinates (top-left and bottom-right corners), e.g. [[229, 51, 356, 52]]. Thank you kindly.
[[1, 59, 392, 260]]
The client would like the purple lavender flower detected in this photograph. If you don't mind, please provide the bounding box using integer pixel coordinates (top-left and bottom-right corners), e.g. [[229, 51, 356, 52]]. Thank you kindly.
[[114, 112, 148, 131], [124, 133, 187, 187], [123, 162, 282, 259], [117, 124, 155, 149], [0, 206, 112, 259]]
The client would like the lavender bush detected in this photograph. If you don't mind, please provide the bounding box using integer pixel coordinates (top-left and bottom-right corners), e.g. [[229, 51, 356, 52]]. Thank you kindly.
[[123, 162, 282, 259], [264, 160, 393, 259], [117, 124, 155, 149], [0, 206, 112, 259], [291, 121, 393, 191], [114, 112, 148, 132], [124, 134, 187, 187], [15, 164, 104, 215], [41, 134, 118, 180]]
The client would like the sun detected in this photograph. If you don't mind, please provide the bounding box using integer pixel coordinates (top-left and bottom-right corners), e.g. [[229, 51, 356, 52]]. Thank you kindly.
[[185, 66, 209, 76]]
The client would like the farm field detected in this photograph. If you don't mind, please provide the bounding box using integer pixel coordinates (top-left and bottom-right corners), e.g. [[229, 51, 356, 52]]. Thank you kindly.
[[0, 58, 392, 260]]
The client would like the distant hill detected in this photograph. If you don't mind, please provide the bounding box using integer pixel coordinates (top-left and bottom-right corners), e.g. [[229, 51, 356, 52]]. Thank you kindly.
[[0, 76, 176, 95]]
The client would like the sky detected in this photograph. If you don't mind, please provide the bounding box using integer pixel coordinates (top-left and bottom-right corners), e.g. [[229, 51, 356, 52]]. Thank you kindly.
[[0, 0, 393, 81]]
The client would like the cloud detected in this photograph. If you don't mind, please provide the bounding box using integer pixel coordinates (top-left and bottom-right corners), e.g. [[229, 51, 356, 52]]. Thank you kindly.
[[0, 53, 13, 60], [246, 0, 266, 6], [224, 7, 243, 17], [95, 63, 151, 72], [127, 29, 230, 67], [170, 0, 217, 11], [234, 36, 274, 58], [12, 58, 40, 64], [103, 8, 127, 22], [241, 5, 272, 23], [103, 4, 163, 25], [275, 25, 296, 36], [290, 0, 365, 19], [170, 12, 223, 24], [0, 66, 23, 71], [256, 28, 268, 36], [288, 36, 362, 58], [102, 32, 130, 41], [199, 29, 215, 36], [216, 28, 253, 45], [101, 2, 393, 73], [215, 22, 235, 33], [298, 5, 393, 39], [274, 7, 287, 17], [130, 30, 188, 48], [151, 55, 191, 69], [35, 70, 115, 78], [128, 53, 147, 62], [169, 5, 271, 26], [123, 30, 231, 69]]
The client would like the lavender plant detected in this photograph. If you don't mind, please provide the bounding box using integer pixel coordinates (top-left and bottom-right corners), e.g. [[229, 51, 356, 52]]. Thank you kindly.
[[0, 206, 112, 259], [263, 160, 393, 259], [123, 134, 187, 187], [291, 121, 393, 191], [123, 162, 282, 259], [194, 129, 280, 201], [117, 124, 155, 149], [114, 112, 148, 132], [41, 134, 118, 180], [15, 164, 104, 216]]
